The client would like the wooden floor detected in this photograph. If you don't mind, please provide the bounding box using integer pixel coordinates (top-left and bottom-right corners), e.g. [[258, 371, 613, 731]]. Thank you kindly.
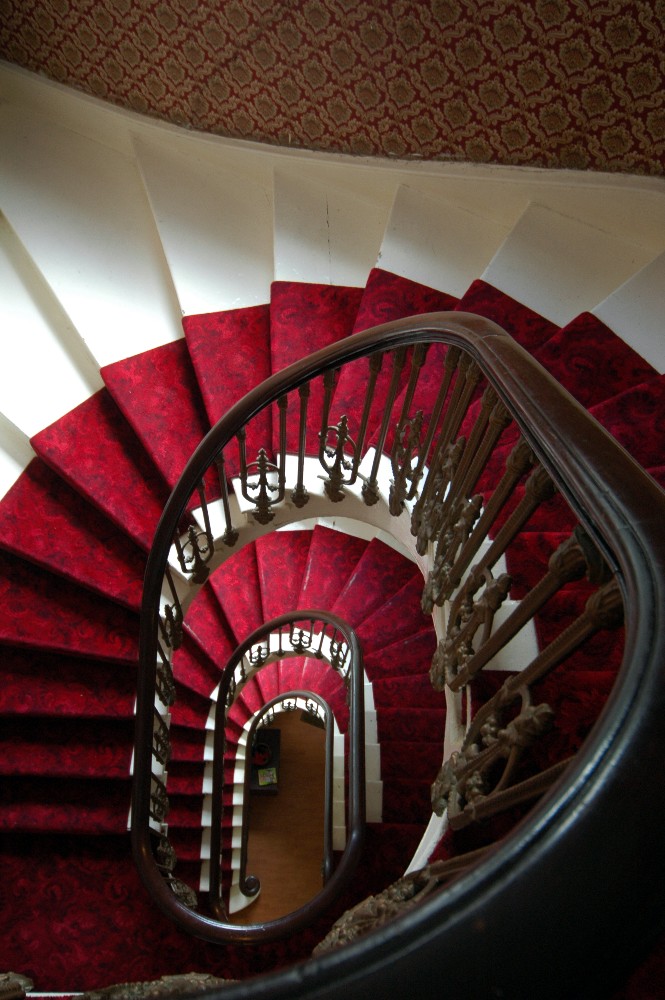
[[232, 711, 327, 924]]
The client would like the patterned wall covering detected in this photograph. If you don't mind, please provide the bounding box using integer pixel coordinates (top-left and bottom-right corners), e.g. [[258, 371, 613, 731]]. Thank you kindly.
[[1, 0, 663, 175]]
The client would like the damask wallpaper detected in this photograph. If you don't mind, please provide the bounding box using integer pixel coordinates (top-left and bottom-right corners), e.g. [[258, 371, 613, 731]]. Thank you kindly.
[[1, 0, 663, 174]]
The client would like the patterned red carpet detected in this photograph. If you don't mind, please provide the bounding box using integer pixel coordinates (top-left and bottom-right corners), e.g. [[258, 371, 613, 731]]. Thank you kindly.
[[0, 271, 664, 993]]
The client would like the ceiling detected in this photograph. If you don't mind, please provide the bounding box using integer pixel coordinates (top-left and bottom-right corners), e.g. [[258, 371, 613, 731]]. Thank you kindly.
[[1, 0, 663, 175]]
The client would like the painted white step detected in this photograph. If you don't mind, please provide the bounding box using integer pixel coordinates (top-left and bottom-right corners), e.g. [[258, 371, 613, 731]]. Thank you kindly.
[[133, 135, 274, 316], [0, 103, 183, 368], [0, 212, 101, 437], [482, 203, 659, 326], [377, 185, 513, 298], [273, 168, 393, 286], [594, 250, 665, 374], [0, 413, 34, 500]]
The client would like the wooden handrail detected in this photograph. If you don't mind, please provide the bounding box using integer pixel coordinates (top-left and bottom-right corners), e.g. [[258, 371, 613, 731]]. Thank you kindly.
[[131, 311, 665, 995]]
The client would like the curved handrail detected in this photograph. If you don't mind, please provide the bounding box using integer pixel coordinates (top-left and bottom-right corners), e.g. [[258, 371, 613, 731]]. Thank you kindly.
[[206, 611, 365, 933], [132, 311, 665, 994]]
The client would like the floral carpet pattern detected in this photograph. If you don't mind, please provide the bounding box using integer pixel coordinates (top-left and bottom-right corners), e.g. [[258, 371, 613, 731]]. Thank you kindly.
[[0, 0, 663, 174]]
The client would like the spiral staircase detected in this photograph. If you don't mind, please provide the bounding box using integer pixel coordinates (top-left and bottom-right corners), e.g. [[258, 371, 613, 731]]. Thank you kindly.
[[1, 64, 665, 998]]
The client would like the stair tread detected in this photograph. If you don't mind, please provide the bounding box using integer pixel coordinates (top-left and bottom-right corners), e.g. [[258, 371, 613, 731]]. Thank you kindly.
[[376, 707, 445, 744], [173, 631, 225, 700], [299, 526, 369, 610], [364, 628, 438, 681], [182, 584, 236, 675], [270, 281, 364, 453], [183, 304, 272, 478], [256, 529, 312, 621], [456, 279, 557, 353], [373, 673, 443, 708], [0, 551, 139, 662], [533, 312, 657, 408], [101, 340, 212, 489], [31, 389, 169, 551], [0, 718, 134, 778], [0, 458, 145, 611], [589, 374, 665, 469], [332, 269, 458, 444], [331, 538, 419, 628], [0, 777, 131, 834], [209, 543, 264, 644], [0, 648, 136, 719], [355, 573, 431, 655]]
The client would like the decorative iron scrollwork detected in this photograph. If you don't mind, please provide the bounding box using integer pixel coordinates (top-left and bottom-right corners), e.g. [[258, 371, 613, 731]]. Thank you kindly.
[[429, 569, 512, 689], [421, 493, 484, 612], [152, 711, 171, 767], [165, 875, 198, 909], [319, 414, 358, 502], [389, 409, 424, 516], [431, 699, 555, 826], [161, 603, 183, 651], [149, 775, 169, 824], [174, 523, 213, 584], [411, 438, 465, 555], [155, 654, 176, 708], [241, 448, 282, 524]]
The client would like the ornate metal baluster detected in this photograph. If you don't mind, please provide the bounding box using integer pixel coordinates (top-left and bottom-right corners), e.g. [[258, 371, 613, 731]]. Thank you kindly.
[[429, 568, 512, 687], [155, 643, 176, 707], [390, 409, 424, 515], [149, 774, 169, 824], [446, 530, 593, 691], [408, 346, 462, 496], [319, 414, 358, 502], [435, 438, 535, 603], [412, 438, 465, 555], [173, 485, 213, 583], [431, 388, 511, 548], [241, 448, 282, 523], [214, 454, 239, 547], [363, 348, 407, 505], [292, 382, 311, 508], [421, 493, 484, 612], [152, 709, 172, 766]]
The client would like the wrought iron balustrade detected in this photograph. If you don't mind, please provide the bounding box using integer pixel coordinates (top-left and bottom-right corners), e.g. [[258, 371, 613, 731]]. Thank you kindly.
[[131, 311, 665, 997]]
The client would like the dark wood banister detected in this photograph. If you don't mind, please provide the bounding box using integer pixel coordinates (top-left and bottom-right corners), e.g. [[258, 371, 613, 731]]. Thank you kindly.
[[133, 312, 665, 996]]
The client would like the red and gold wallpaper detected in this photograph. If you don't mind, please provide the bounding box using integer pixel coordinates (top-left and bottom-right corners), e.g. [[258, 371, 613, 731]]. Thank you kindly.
[[1, 0, 663, 174]]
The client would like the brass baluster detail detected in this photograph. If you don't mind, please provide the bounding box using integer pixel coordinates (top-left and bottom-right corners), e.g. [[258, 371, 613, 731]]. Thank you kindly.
[[407, 346, 462, 499], [431, 694, 558, 827], [363, 348, 407, 506], [291, 382, 311, 508], [430, 570, 512, 688], [449, 530, 592, 692], [421, 493, 484, 613], [154, 834, 177, 874], [290, 620, 314, 653], [155, 644, 176, 707], [166, 876, 198, 909], [435, 438, 535, 604], [349, 353, 384, 487], [319, 414, 357, 501], [412, 438, 466, 555], [242, 448, 282, 524], [390, 409, 424, 516], [152, 709, 172, 766], [161, 602, 183, 651], [149, 774, 169, 824]]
